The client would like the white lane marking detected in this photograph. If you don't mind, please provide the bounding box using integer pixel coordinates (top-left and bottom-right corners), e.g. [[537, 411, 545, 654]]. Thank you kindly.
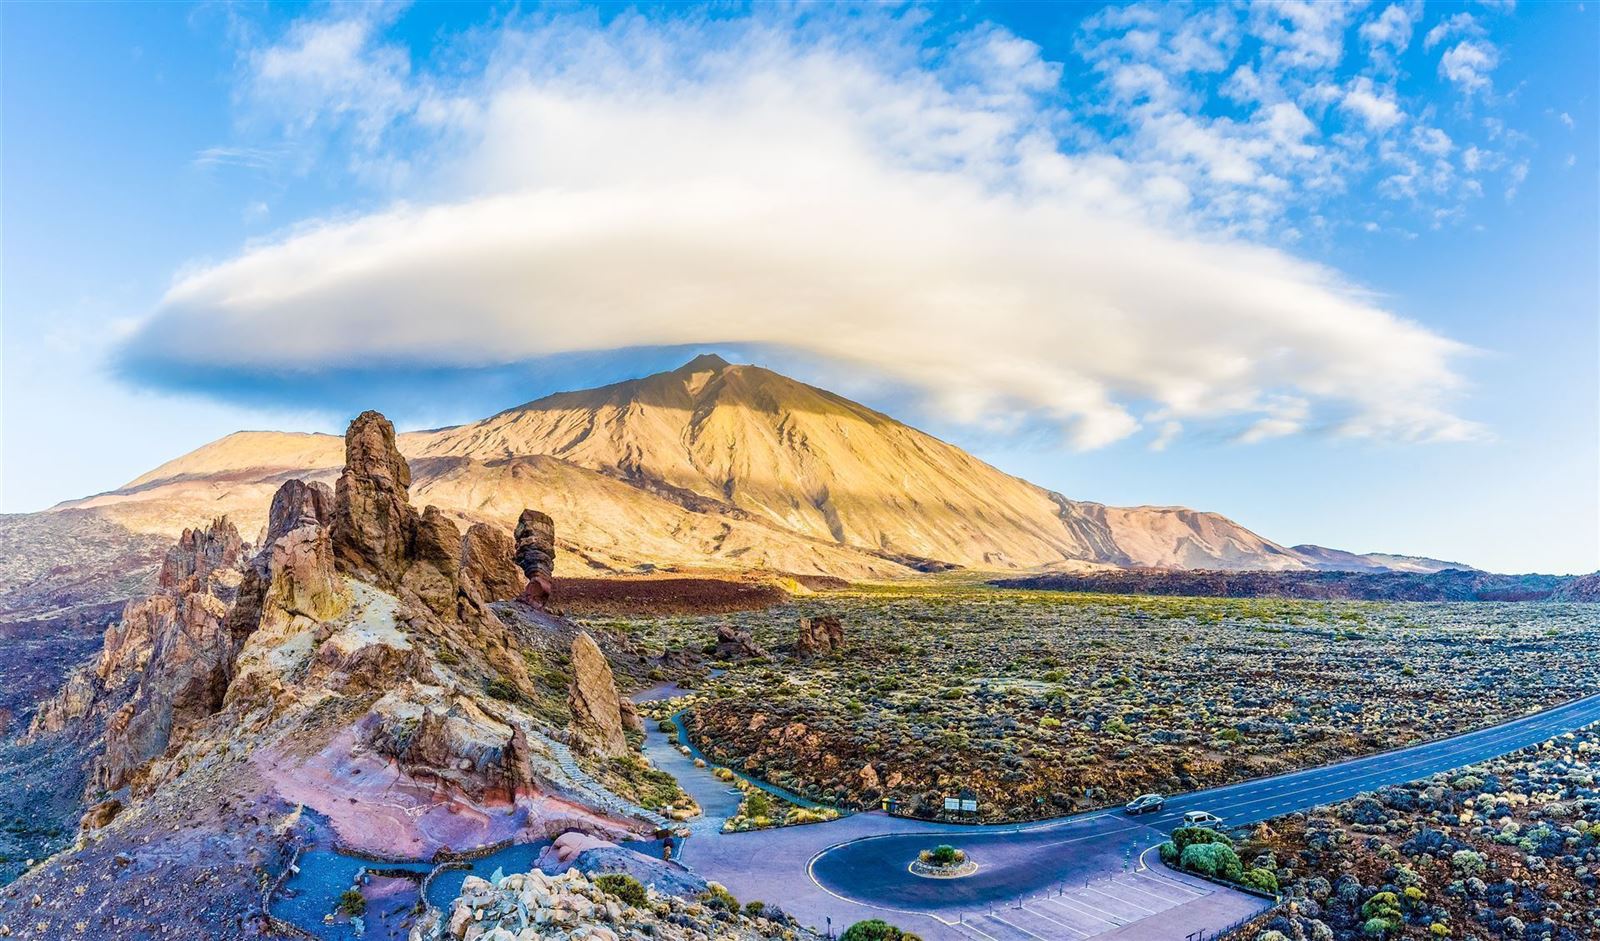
[[1110, 876, 1194, 906], [1129, 872, 1208, 900], [1083, 884, 1156, 916], [957, 919, 1003, 941], [1040, 896, 1119, 928], [988, 913, 1050, 941], [1047, 893, 1126, 925], [1017, 904, 1092, 939]]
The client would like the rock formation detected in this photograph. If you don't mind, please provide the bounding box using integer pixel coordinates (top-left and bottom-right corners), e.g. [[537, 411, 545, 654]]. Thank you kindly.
[[91, 519, 248, 791], [795, 614, 844, 658], [460, 522, 526, 603], [712, 624, 767, 660], [515, 509, 556, 607], [332, 409, 417, 587], [403, 505, 466, 619], [567, 631, 628, 756]]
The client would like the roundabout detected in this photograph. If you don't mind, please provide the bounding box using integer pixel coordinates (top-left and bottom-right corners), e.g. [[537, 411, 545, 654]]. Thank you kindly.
[[908, 844, 979, 879]]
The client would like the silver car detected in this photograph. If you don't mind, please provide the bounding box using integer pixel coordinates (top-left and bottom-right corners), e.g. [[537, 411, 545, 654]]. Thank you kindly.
[[1182, 810, 1225, 827]]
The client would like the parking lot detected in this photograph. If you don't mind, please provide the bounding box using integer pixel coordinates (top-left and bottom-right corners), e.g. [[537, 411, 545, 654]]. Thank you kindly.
[[944, 868, 1264, 941]]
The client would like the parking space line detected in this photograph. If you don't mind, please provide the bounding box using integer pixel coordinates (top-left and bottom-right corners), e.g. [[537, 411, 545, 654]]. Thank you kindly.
[[1082, 884, 1156, 915], [1015, 904, 1091, 939], [988, 913, 1049, 941], [1045, 894, 1125, 925]]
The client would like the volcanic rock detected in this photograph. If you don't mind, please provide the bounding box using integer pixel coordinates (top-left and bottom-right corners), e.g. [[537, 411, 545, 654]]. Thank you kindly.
[[90, 519, 247, 791], [402, 506, 464, 619], [332, 410, 417, 587], [460, 522, 526, 603], [568, 631, 628, 756], [713, 624, 767, 660], [514, 509, 555, 607], [795, 615, 844, 658]]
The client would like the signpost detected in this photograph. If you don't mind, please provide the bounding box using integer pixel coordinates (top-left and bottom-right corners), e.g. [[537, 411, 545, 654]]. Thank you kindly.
[[943, 789, 979, 818]]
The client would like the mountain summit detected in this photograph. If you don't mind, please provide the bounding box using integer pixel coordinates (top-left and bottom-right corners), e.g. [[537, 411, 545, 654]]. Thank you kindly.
[[31, 355, 1453, 593]]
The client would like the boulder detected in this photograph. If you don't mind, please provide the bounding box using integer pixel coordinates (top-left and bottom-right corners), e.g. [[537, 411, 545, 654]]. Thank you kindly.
[[459, 522, 526, 603], [712, 624, 767, 661], [567, 632, 628, 756], [79, 798, 122, 831], [795, 615, 844, 658], [332, 410, 418, 587], [514, 509, 555, 607]]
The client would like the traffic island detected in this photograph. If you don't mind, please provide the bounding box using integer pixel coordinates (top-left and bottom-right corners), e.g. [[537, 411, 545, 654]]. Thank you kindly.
[[908, 844, 978, 878]]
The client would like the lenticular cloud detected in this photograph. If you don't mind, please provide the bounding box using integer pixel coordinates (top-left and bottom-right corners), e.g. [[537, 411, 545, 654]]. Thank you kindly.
[[123, 9, 1482, 449]]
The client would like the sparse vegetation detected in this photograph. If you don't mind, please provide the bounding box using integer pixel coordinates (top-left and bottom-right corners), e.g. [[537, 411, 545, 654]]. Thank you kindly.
[[609, 583, 1600, 823]]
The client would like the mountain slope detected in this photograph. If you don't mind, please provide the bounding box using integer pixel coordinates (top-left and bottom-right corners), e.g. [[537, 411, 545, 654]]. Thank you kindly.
[[35, 354, 1442, 584]]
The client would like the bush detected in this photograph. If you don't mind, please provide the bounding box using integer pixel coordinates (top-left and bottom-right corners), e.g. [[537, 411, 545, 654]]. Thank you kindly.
[[744, 791, 774, 819], [744, 900, 766, 916], [485, 678, 520, 702], [1361, 891, 1403, 935], [700, 883, 739, 911], [1172, 826, 1232, 852], [1158, 841, 1179, 865], [1240, 867, 1279, 894], [594, 873, 648, 907], [1179, 842, 1242, 882], [1449, 849, 1485, 877], [922, 844, 962, 866], [840, 920, 922, 941], [337, 888, 366, 916]]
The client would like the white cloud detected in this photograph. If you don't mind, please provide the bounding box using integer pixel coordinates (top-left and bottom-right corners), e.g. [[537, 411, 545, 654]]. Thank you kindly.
[[1360, 5, 1416, 60], [124, 8, 1485, 449], [1439, 39, 1500, 95], [1341, 77, 1404, 131], [1424, 13, 1484, 51]]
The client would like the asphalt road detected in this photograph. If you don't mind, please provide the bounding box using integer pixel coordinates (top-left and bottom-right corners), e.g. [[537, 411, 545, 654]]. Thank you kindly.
[[805, 692, 1600, 923]]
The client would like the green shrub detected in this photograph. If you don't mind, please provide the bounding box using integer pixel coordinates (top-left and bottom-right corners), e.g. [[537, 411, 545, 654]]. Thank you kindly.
[[1449, 849, 1485, 876], [1172, 826, 1232, 852], [1179, 842, 1242, 881], [485, 678, 520, 702], [700, 883, 739, 911], [1361, 891, 1403, 935], [1240, 867, 1278, 894], [337, 888, 366, 916], [744, 791, 774, 819], [922, 844, 962, 865], [840, 920, 922, 941], [744, 901, 766, 916], [1158, 841, 1179, 865], [594, 873, 648, 907]]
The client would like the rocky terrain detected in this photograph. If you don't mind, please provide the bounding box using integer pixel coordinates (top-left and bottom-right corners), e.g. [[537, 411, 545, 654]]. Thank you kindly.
[[596, 583, 1600, 822], [1000, 568, 1593, 602], [1236, 726, 1600, 940], [420, 858, 813, 941], [0, 410, 688, 938]]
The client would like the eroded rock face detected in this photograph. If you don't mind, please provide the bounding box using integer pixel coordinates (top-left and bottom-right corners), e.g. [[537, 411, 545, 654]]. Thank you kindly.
[[403, 506, 465, 619], [515, 509, 556, 607], [92, 519, 248, 791], [333, 410, 418, 587], [713, 624, 768, 661], [362, 683, 531, 800], [795, 615, 844, 658], [157, 518, 244, 593], [567, 631, 628, 756], [460, 522, 526, 603]]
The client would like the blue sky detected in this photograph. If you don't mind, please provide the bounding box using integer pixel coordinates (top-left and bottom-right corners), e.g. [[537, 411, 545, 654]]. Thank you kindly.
[[2, 1, 1595, 573]]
